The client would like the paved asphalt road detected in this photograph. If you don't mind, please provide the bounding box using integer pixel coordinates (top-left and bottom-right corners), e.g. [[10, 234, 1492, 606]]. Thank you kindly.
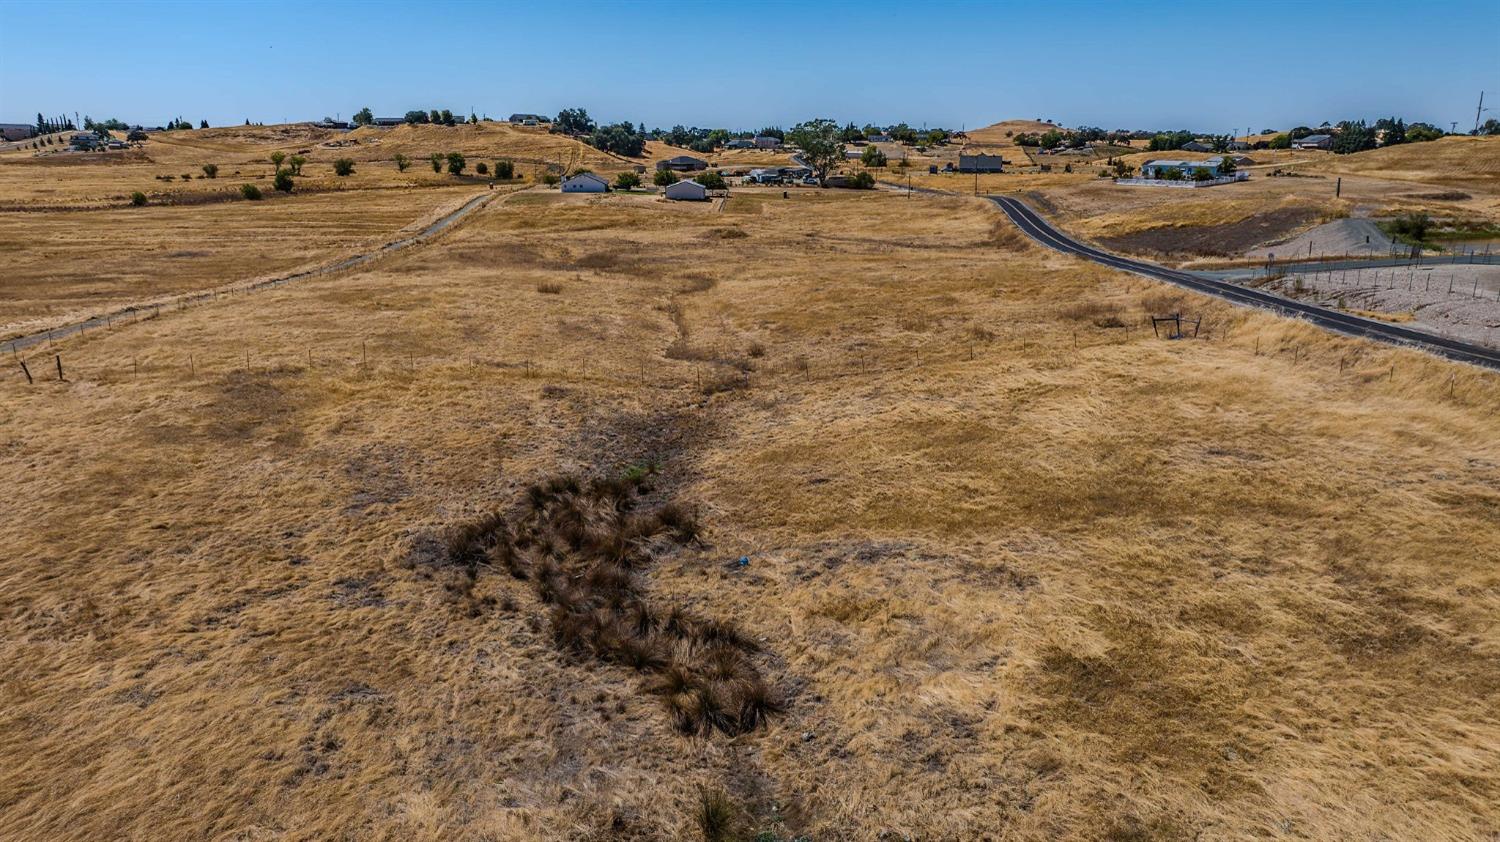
[[989, 196, 1500, 371]]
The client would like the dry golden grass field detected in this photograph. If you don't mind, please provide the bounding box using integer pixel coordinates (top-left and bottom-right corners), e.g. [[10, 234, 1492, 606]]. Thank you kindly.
[[2, 125, 1499, 841]]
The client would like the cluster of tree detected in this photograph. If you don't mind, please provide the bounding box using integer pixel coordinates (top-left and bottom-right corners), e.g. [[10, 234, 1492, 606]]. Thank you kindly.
[[1372, 117, 1445, 145], [83, 117, 130, 133], [160, 117, 199, 131], [34, 114, 76, 134], [1479, 119, 1500, 136], [1145, 130, 1197, 151], [860, 145, 887, 167], [839, 123, 951, 146], [403, 109, 459, 126], [1331, 120, 1378, 154], [656, 125, 733, 153], [589, 121, 647, 156], [554, 108, 595, 136]]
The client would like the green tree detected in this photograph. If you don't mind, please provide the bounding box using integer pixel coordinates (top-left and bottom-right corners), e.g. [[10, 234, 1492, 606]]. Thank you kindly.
[[1407, 123, 1443, 142], [273, 171, 294, 192], [615, 171, 641, 189], [1110, 159, 1134, 178], [130, 191, 147, 206], [287, 155, 306, 175], [860, 145, 887, 167], [430, 152, 444, 172], [1192, 167, 1214, 181], [201, 164, 218, 179], [429, 109, 441, 125], [849, 171, 876, 189], [476, 162, 488, 175], [1331, 120, 1377, 154], [695, 170, 727, 190], [589, 121, 646, 156], [353, 107, 374, 126], [1475, 118, 1499, 136], [446, 151, 466, 175], [1216, 156, 1237, 175], [240, 184, 262, 200], [494, 160, 514, 179], [555, 107, 595, 135], [1268, 133, 1292, 149], [404, 110, 429, 124], [394, 153, 411, 172], [440, 109, 455, 126], [269, 151, 286, 171], [333, 158, 356, 176], [786, 118, 844, 185], [654, 168, 679, 186]]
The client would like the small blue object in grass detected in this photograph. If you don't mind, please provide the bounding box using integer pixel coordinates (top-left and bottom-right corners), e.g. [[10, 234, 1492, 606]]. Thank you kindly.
[[737, 556, 750, 567]]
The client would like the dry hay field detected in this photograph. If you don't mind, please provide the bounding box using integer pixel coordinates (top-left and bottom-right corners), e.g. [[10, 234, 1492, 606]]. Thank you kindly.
[[0, 122, 632, 338], [2, 179, 1500, 841]]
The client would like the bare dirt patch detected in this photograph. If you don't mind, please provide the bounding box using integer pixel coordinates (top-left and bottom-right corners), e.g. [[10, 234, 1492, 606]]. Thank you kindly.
[[1097, 206, 1323, 257]]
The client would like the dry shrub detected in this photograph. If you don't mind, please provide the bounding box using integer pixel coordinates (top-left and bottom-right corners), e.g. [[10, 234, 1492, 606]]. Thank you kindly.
[[575, 251, 619, 270], [1060, 299, 1123, 324], [696, 787, 740, 842], [679, 273, 718, 294], [707, 227, 748, 240], [536, 281, 562, 294], [440, 471, 778, 737], [746, 341, 766, 358], [967, 324, 997, 343], [700, 372, 750, 396], [1139, 290, 1187, 314]]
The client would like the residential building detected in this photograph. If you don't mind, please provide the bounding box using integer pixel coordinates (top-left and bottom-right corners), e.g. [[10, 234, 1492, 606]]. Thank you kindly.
[[69, 133, 99, 150], [957, 150, 1004, 173], [0, 123, 37, 142], [509, 113, 547, 124], [752, 135, 782, 149], [371, 117, 406, 127], [560, 172, 610, 193], [1139, 159, 1219, 178], [656, 155, 708, 172], [725, 138, 754, 150], [867, 133, 893, 143], [1292, 134, 1333, 150], [1180, 140, 1214, 152], [664, 180, 709, 201]]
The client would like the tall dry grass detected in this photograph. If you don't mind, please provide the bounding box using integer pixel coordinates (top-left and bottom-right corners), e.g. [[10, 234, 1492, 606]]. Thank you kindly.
[[0, 184, 1497, 840]]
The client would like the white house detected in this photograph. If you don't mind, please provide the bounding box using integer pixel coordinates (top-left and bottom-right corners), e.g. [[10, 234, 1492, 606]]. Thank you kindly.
[[664, 180, 709, 201], [561, 172, 610, 193]]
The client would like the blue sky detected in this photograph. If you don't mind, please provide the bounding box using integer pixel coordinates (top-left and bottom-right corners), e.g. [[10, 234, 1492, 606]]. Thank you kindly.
[[2, 0, 1496, 133]]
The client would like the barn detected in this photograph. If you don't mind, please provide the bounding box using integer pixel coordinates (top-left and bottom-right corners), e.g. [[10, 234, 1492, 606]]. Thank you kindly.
[[664, 180, 709, 201], [560, 172, 610, 193]]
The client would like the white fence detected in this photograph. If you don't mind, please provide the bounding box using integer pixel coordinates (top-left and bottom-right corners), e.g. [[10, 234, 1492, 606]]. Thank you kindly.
[[1114, 172, 1250, 188]]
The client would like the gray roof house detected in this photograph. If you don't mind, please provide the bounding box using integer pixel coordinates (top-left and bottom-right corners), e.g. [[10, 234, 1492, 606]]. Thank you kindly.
[[1180, 141, 1214, 152], [560, 172, 610, 193], [957, 149, 1004, 173], [752, 135, 782, 149], [371, 117, 406, 127], [1292, 134, 1333, 149], [656, 155, 708, 172]]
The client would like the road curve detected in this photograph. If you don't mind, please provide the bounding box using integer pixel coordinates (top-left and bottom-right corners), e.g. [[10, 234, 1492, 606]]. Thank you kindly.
[[990, 196, 1500, 371], [6, 189, 501, 354]]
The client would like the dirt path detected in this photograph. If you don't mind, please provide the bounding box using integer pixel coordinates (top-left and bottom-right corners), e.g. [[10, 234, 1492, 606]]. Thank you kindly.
[[6, 188, 511, 353]]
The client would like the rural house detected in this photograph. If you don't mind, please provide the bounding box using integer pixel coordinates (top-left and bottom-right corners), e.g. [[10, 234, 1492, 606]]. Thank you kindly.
[[725, 138, 754, 149], [957, 150, 1004, 173], [560, 172, 610, 193], [1139, 159, 1220, 178], [0, 123, 37, 141], [1180, 140, 1214, 152], [656, 155, 708, 172], [371, 116, 405, 127], [752, 135, 782, 149], [509, 113, 546, 124], [1292, 134, 1333, 150], [664, 180, 709, 201]]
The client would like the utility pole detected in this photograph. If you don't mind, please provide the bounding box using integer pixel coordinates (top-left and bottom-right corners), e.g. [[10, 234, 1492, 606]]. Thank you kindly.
[[1476, 91, 1489, 134]]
